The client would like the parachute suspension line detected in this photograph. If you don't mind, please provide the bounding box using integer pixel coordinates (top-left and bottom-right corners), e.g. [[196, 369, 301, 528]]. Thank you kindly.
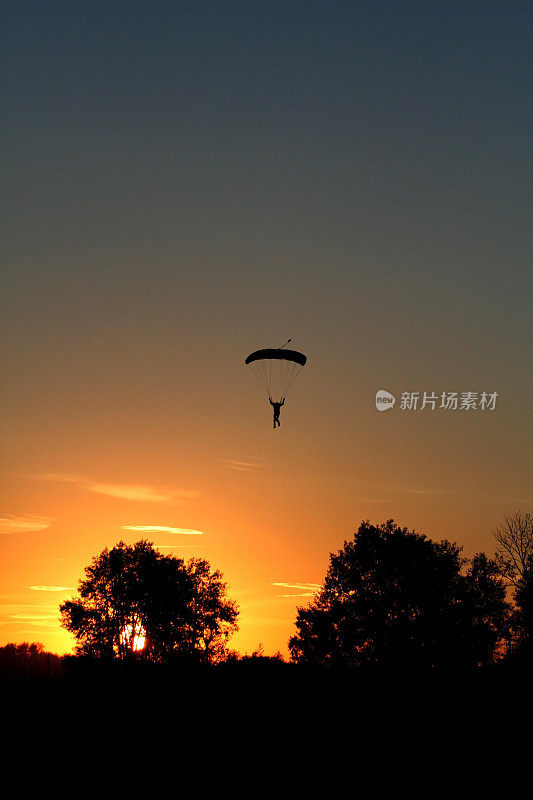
[[257, 363, 269, 396], [251, 361, 270, 397], [263, 362, 271, 396], [278, 339, 294, 397], [280, 360, 286, 397], [283, 362, 299, 396], [285, 362, 297, 396]]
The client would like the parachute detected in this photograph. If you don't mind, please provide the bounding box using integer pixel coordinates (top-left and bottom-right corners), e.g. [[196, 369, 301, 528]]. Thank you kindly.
[[245, 341, 307, 400]]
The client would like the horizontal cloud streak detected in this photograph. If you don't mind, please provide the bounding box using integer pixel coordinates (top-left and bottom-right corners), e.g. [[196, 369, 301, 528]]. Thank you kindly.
[[0, 515, 53, 534], [89, 483, 175, 503], [28, 585, 74, 592], [222, 459, 263, 471], [34, 473, 196, 504], [35, 472, 84, 484], [272, 582, 321, 591], [272, 582, 321, 598], [155, 544, 197, 549], [123, 525, 204, 535], [9, 614, 59, 626]]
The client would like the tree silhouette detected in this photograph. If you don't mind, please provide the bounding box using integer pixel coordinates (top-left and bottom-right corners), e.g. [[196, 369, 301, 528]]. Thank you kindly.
[[513, 565, 533, 661], [60, 540, 238, 664], [289, 520, 509, 670], [492, 512, 533, 661], [493, 511, 533, 588], [0, 642, 63, 679]]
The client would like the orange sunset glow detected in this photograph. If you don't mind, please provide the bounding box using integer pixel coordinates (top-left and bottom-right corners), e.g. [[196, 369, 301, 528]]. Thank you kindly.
[[120, 622, 146, 653], [1, 1, 531, 669]]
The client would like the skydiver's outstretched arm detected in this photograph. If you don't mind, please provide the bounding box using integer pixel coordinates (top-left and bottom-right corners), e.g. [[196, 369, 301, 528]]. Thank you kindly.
[[269, 397, 274, 406], [281, 398, 285, 406]]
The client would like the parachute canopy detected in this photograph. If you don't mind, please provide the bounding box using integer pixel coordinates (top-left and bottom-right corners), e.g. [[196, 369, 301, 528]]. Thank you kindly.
[[245, 346, 307, 400]]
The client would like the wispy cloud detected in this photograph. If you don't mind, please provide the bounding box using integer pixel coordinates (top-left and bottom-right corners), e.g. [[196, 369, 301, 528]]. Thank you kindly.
[[222, 459, 263, 472], [34, 473, 196, 504], [28, 585, 74, 592], [123, 525, 204, 535], [272, 582, 321, 591], [89, 483, 177, 503], [272, 582, 321, 597], [0, 515, 53, 534], [155, 544, 198, 549], [8, 613, 59, 627], [384, 485, 533, 504], [35, 472, 84, 484]]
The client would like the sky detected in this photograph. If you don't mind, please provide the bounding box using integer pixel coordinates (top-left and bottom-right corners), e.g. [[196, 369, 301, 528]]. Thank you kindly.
[[1, 0, 532, 657]]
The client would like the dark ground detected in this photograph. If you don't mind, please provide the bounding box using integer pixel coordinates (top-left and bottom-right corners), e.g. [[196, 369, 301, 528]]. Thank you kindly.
[[3, 658, 530, 767]]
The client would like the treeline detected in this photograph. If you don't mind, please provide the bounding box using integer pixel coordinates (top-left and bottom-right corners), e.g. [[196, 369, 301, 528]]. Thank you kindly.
[[289, 517, 533, 669], [2, 514, 532, 680], [0, 642, 64, 680]]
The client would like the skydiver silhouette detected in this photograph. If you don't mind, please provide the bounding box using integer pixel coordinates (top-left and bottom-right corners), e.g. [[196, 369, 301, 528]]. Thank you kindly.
[[269, 396, 284, 428]]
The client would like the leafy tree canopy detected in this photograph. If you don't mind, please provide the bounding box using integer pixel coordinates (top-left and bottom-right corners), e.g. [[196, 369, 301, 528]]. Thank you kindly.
[[289, 520, 509, 670], [60, 540, 238, 664]]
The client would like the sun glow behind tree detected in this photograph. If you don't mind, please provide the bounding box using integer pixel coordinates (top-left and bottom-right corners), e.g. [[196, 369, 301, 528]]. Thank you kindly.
[[120, 621, 146, 653], [60, 541, 238, 662]]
